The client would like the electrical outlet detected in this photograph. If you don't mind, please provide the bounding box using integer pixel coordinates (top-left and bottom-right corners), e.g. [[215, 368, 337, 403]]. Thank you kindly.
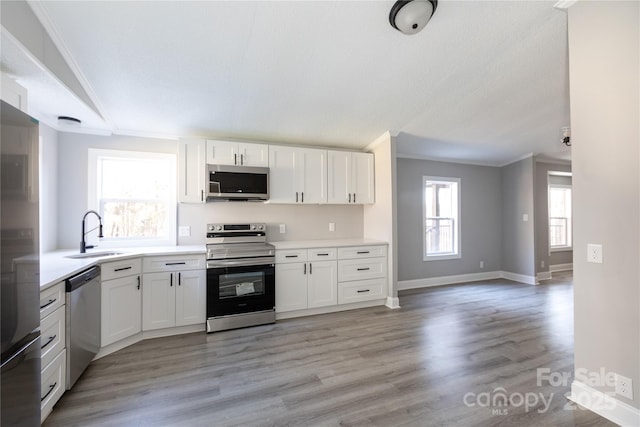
[[479, 261, 484, 269], [329, 222, 335, 232], [279, 224, 286, 234], [615, 373, 633, 400], [178, 226, 190, 237], [587, 243, 603, 263], [522, 214, 529, 222], [541, 260, 545, 268]]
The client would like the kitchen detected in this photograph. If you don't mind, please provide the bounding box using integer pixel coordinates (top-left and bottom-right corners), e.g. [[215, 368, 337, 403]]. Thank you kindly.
[[2, 1, 638, 426]]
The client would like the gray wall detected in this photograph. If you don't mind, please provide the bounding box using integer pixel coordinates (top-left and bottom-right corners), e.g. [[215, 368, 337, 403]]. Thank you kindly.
[[396, 158, 502, 281], [501, 157, 535, 277], [534, 160, 572, 274], [569, 0, 639, 406], [56, 132, 364, 249], [39, 123, 58, 253]]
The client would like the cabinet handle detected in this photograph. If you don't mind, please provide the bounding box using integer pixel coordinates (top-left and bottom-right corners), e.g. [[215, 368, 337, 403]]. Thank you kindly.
[[296, 192, 299, 203], [357, 251, 370, 254], [303, 263, 306, 275], [240, 154, 244, 165], [137, 276, 141, 290], [357, 289, 370, 293], [348, 193, 351, 203], [234, 153, 237, 165], [317, 253, 329, 256], [41, 382, 57, 402], [178, 272, 182, 286], [40, 298, 56, 310], [301, 192, 304, 203], [165, 262, 186, 266], [170, 273, 173, 287], [201, 189, 204, 202], [353, 193, 356, 203], [114, 266, 132, 272], [357, 267, 370, 271], [285, 255, 298, 258], [41, 335, 56, 350], [309, 263, 312, 274]]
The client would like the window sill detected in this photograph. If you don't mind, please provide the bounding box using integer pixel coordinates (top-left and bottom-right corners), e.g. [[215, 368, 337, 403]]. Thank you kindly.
[[423, 254, 461, 262], [550, 246, 573, 253]]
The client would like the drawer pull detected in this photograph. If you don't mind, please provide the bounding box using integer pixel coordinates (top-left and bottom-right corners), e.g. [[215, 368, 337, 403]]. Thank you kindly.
[[41, 382, 57, 402], [357, 251, 370, 254], [357, 289, 370, 293], [285, 255, 298, 258], [357, 267, 370, 271], [41, 335, 57, 350], [40, 298, 57, 310], [165, 262, 187, 266], [317, 253, 329, 256], [114, 266, 132, 272]]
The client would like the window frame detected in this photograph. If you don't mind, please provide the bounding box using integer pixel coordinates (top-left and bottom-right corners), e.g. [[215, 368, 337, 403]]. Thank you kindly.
[[87, 148, 177, 248], [423, 176, 461, 261], [548, 183, 572, 252]]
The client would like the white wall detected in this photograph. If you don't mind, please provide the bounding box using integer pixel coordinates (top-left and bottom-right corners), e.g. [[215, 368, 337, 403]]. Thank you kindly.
[[569, 0, 639, 410], [39, 123, 58, 252]]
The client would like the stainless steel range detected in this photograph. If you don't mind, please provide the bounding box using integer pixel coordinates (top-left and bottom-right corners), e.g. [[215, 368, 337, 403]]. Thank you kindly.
[[206, 223, 275, 333]]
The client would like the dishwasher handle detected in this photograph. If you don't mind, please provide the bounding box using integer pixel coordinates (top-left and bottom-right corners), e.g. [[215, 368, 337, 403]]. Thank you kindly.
[[66, 266, 101, 292]]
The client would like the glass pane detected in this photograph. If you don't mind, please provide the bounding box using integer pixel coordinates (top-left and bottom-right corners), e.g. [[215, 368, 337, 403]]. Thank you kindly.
[[425, 179, 459, 256], [100, 157, 173, 199], [219, 271, 265, 299], [102, 201, 167, 238]]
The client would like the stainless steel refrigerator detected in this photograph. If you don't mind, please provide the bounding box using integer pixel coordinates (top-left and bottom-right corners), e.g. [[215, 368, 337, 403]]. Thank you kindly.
[[1, 100, 41, 426]]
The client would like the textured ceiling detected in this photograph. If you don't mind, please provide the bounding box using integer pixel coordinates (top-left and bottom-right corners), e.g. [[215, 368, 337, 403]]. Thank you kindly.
[[27, 0, 570, 165]]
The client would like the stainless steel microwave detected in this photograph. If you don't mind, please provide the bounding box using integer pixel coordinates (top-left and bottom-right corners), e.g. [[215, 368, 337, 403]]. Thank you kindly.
[[206, 164, 269, 201]]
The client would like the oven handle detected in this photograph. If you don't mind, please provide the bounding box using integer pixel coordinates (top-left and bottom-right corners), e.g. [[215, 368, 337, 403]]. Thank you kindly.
[[207, 257, 275, 268]]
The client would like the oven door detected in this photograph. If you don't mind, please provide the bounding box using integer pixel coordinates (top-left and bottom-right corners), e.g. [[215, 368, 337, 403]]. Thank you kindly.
[[207, 263, 275, 317]]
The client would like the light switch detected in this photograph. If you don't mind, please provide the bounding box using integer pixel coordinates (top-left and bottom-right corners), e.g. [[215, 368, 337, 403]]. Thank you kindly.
[[329, 222, 335, 232], [522, 214, 529, 222], [279, 224, 286, 234], [178, 226, 191, 237]]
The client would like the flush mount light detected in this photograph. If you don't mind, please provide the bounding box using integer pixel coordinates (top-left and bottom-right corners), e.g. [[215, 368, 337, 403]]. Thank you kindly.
[[389, 0, 438, 35], [58, 116, 81, 127]]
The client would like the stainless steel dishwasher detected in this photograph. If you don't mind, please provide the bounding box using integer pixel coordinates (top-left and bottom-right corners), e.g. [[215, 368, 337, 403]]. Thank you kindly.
[[65, 265, 101, 389]]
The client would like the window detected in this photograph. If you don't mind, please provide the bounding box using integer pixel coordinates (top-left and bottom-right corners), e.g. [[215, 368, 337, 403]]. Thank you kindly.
[[423, 176, 460, 260], [548, 185, 572, 250], [88, 149, 176, 247]]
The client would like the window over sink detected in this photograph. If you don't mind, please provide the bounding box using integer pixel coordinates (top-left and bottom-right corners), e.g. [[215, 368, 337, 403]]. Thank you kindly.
[[88, 149, 176, 247]]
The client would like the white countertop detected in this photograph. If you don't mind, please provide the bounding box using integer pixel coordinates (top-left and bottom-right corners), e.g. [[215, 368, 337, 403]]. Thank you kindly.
[[270, 238, 388, 250], [40, 246, 205, 291]]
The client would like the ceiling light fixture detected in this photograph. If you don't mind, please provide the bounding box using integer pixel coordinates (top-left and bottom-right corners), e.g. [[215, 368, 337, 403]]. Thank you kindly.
[[58, 116, 82, 127], [561, 126, 571, 146], [389, 0, 438, 35]]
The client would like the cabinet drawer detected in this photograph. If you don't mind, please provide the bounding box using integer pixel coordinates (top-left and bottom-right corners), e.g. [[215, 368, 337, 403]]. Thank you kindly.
[[338, 257, 387, 282], [102, 257, 142, 281], [40, 306, 65, 369], [143, 255, 205, 273], [41, 350, 66, 423], [337, 245, 387, 260], [275, 249, 308, 264], [308, 247, 337, 261], [338, 278, 385, 304], [40, 282, 64, 320]]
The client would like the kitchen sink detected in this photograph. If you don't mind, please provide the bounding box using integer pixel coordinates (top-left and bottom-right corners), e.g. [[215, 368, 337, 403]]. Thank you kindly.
[[65, 251, 125, 259]]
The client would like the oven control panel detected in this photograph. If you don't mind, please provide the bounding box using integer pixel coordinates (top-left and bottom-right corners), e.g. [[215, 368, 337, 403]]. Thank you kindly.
[[207, 223, 266, 233]]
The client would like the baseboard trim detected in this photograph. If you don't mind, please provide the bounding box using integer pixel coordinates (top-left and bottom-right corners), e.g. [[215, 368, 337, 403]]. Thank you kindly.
[[551, 263, 573, 272], [569, 380, 640, 426], [276, 299, 386, 320], [385, 296, 400, 309], [398, 271, 502, 290], [536, 271, 553, 282], [501, 271, 538, 285]]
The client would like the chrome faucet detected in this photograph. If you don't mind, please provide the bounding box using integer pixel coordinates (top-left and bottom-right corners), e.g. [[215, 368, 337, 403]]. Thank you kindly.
[[80, 210, 104, 253]]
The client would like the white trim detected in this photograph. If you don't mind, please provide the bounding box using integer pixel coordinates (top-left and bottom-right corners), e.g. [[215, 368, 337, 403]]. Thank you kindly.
[[550, 246, 573, 253], [364, 131, 392, 152], [275, 299, 386, 320], [396, 153, 500, 167], [398, 271, 502, 290], [569, 380, 640, 426], [423, 176, 461, 261], [536, 271, 553, 282], [501, 271, 538, 285], [551, 263, 573, 272], [535, 157, 572, 166], [385, 296, 400, 309], [553, 0, 579, 10], [497, 152, 535, 168]]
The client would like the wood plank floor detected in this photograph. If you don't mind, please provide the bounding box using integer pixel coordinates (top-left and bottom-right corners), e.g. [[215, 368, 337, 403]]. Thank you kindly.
[[44, 272, 616, 426]]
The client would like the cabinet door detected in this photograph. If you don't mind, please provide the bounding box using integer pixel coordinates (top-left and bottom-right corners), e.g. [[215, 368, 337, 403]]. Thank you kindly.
[[307, 261, 337, 308], [142, 272, 176, 331], [299, 148, 327, 204], [175, 270, 206, 327], [178, 139, 206, 203], [352, 152, 375, 204], [268, 145, 297, 203], [275, 263, 308, 312], [327, 150, 351, 204], [239, 143, 269, 167], [206, 140, 238, 165], [102, 275, 142, 346]]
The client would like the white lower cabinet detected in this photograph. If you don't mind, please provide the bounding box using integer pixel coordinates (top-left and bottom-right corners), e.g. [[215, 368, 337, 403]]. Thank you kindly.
[[142, 255, 206, 331], [41, 350, 66, 423], [275, 262, 308, 312], [101, 275, 142, 347], [337, 245, 388, 304], [307, 261, 338, 308]]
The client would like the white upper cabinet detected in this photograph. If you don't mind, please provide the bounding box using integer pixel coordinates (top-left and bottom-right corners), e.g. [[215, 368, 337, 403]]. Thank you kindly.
[[206, 139, 268, 167], [327, 151, 374, 204], [178, 139, 206, 203], [268, 145, 327, 204]]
